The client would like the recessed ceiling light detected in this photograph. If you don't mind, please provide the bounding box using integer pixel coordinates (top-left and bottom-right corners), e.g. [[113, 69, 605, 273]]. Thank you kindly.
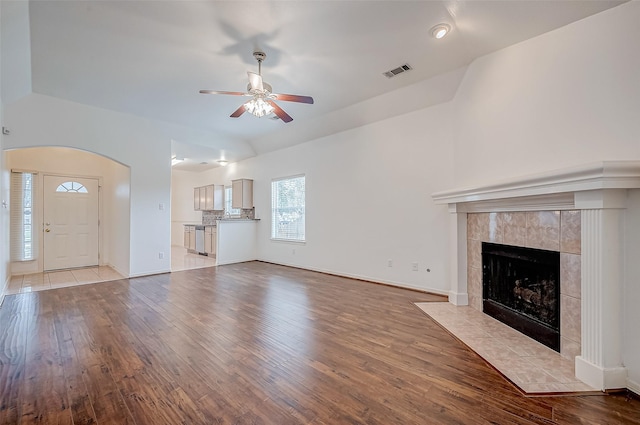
[[431, 24, 451, 39], [217, 160, 228, 166]]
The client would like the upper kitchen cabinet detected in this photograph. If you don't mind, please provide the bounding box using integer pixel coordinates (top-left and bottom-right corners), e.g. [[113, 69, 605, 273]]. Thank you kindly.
[[194, 187, 201, 210], [232, 179, 254, 209], [194, 184, 224, 211]]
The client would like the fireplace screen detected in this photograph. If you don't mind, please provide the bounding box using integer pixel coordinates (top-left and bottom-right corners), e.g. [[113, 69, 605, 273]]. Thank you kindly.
[[482, 242, 560, 351]]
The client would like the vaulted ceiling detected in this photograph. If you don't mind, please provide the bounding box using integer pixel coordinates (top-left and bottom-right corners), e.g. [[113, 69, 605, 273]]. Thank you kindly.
[[9, 0, 627, 170]]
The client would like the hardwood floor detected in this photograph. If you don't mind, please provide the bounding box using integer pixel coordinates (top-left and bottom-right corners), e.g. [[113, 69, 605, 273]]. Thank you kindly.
[[0, 261, 638, 424]]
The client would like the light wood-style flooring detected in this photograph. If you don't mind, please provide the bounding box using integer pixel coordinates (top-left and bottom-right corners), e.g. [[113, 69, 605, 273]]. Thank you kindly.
[[0, 261, 638, 424]]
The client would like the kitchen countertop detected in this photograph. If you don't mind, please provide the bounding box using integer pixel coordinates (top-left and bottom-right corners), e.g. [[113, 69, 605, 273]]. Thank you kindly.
[[184, 219, 260, 227]]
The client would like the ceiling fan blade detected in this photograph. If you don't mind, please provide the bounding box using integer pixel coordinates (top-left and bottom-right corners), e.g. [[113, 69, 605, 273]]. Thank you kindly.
[[272, 93, 314, 104], [267, 100, 293, 123], [247, 72, 264, 92], [230, 104, 246, 118], [199, 90, 248, 96]]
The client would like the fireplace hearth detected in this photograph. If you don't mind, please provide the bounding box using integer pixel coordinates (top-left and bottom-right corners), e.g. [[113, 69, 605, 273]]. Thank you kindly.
[[482, 242, 560, 351]]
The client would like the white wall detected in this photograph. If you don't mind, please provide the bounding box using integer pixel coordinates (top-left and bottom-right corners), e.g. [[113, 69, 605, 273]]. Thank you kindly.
[[452, 1, 640, 187], [0, 3, 9, 302], [105, 159, 131, 277], [170, 169, 202, 245], [5, 147, 130, 275], [449, 2, 640, 392], [3, 94, 171, 276], [0, 0, 31, 105], [175, 101, 455, 294]]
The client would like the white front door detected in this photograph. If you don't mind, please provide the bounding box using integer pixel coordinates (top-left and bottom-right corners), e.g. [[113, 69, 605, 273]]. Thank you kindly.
[[43, 175, 99, 271]]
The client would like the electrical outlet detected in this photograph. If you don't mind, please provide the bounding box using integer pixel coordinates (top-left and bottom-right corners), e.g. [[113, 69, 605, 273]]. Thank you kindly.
[[412, 262, 419, 271], [159, 203, 165, 211], [387, 259, 393, 267], [158, 252, 164, 259]]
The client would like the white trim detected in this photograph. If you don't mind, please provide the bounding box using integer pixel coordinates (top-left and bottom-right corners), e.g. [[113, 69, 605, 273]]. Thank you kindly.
[[432, 161, 640, 205], [627, 378, 640, 397], [575, 356, 628, 391], [448, 291, 468, 305], [256, 259, 449, 297]]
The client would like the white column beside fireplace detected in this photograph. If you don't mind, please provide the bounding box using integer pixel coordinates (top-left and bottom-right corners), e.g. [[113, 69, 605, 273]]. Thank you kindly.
[[432, 161, 640, 391]]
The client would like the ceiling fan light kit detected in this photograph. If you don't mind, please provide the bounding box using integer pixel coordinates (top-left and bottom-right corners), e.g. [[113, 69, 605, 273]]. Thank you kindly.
[[199, 50, 314, 123]]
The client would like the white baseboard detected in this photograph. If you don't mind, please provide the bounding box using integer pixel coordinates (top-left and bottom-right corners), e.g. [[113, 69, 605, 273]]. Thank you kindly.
[[107, 263, 130, 279], [128, 268, 171, 278], [448, 291, 469, 306], [575, 356, 627, 391], [627, 378, 640, 396], [255, 259, 449, 296]]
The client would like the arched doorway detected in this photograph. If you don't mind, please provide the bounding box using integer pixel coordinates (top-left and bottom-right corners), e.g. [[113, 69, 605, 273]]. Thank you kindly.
[[5, 147, 131, 283]]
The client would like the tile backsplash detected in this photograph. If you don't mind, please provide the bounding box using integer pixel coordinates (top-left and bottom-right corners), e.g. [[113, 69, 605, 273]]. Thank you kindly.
[[202, 208, 255, 225]]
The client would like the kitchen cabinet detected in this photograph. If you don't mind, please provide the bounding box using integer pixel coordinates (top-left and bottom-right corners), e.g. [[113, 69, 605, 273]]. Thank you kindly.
[[232, 179, 253, 209], [204, 226, 217, 256], [193, 188, 201, 210], [183, 225, 196, 250], [194, 184, 224, 211]]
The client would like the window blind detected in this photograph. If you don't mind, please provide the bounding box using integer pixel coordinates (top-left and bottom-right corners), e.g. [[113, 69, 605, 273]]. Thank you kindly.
[[10, 171, 38, 261], [271, 175, 305, 241]]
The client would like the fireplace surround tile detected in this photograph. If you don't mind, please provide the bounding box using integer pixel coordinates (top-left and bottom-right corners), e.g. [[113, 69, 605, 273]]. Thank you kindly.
[[560, 210, 581, 254], [525, 211, 560, 251], [561, 336, 581, 361], [560, 253, 581, 299], [502, 212, 527, 246], [467, 211, 581, 359], [468, 212, 489, 240], [467, 239, 482, 269], [467, 265, 482, 311], [561, 294, 581, 344]]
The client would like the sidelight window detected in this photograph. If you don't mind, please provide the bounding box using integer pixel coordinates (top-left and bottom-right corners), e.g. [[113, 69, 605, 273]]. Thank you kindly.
[[10, 171, 38, 261]]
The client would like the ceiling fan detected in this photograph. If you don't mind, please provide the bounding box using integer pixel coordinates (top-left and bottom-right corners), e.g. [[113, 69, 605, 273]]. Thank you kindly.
[[199, 51, 314, 123]]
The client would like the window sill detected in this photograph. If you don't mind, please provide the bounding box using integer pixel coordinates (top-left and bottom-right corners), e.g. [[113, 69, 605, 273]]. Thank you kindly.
[[270, 238, 306, 244]]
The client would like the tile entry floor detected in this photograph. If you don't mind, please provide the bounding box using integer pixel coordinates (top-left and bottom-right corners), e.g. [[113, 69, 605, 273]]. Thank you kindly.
[[6, 266, 125, 295], [171, 245, 217, 272], [415, 302, 599, 395], [6, 246, 216, 296]]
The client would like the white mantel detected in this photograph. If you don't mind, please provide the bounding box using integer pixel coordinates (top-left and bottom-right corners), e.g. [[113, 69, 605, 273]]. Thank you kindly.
[[432, 161, 640, 391]]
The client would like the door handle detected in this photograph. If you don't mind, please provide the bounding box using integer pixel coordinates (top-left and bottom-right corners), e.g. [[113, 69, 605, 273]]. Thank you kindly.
[[45, 229, 51, 232]]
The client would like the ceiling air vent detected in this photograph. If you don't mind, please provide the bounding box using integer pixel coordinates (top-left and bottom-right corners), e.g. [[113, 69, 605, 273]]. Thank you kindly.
[[383, 63, 412, 78]]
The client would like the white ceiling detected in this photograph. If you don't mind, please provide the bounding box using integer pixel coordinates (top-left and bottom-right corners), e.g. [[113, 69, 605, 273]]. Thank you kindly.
[[26, 0, 625, 171]]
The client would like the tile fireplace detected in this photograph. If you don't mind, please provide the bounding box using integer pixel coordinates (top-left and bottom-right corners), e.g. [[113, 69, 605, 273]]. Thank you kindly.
[[432, 161, 640, 392], [482, 242, 560, 351]]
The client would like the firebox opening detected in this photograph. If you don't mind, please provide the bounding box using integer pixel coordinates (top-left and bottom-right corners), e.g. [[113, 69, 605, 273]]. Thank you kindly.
[[482, 242, 560, 352]]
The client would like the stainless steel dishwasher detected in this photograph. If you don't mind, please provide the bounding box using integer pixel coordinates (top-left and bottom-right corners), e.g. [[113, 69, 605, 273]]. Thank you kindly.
[[195, 225, 205, 254]]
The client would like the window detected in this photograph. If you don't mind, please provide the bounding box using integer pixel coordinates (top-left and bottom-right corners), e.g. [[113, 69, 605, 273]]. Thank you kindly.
[[56, 181, 88, 193], [10, 171, 38, 261], [271, 175, 305, 241], [224, 186, 241, 217]]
